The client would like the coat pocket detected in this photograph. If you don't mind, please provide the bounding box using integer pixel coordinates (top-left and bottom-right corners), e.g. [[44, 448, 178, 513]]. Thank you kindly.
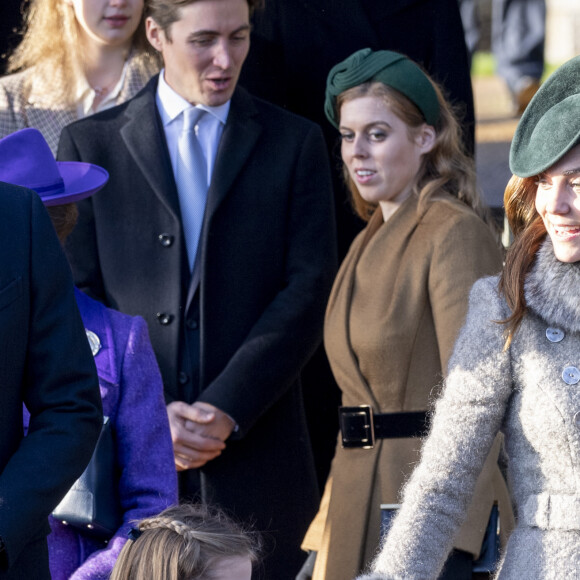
[[0, 277, 23, 311]]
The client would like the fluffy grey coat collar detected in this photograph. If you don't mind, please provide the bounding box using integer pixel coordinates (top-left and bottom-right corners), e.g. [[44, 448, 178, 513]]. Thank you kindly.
[[525, 237, 580, 333]]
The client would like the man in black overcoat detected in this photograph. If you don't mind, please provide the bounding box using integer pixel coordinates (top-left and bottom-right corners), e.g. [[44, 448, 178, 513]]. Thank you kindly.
[[0, 182, 102, 578], [58, 0, 337, 577]]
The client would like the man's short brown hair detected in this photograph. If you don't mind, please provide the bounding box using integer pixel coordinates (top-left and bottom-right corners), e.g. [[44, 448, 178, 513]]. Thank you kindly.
[[146, 0, 263, 40]]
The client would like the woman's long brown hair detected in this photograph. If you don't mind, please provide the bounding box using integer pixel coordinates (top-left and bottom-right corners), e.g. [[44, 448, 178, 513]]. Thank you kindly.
[[499, 174, 547, 346], [335, 80, 487, 223]]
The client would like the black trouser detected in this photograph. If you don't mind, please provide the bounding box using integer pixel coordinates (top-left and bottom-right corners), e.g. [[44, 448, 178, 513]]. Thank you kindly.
[[439, 549, 473, 580]]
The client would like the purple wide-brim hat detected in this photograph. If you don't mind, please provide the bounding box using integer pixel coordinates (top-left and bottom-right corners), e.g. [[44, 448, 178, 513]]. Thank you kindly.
[[0, 128, 108, 206]]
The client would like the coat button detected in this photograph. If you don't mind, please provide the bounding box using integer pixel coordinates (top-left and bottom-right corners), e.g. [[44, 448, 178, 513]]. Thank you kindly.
[[85, 329, 101, 356], [574, 411, 580, 429], [186, 318, 199, 330], [546, 327, 565, 343], [178, 372, 189, 384], [158, 234, 174, 247], [156, 312, 174, 325], [562, 366, 580, 385]]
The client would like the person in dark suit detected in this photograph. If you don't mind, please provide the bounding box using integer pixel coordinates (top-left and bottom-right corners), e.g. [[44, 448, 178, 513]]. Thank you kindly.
[[58, 0, 337, 578], [238, 0, 478, 490], [0, 181, 102, 578]]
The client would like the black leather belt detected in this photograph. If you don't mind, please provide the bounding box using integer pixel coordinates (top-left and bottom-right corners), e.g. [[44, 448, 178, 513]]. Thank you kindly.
[[338, 405, 430, 449]]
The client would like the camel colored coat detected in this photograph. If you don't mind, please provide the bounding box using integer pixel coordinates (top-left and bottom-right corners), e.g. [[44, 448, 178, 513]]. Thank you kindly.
[[304, 194, 511, 579]]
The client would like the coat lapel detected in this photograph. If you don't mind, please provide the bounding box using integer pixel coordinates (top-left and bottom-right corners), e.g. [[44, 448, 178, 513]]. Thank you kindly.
[[185, 88, 262, 307], [324, 210, 384, 409], [204, 88, 262, 221], [120, 76, 182, 222]]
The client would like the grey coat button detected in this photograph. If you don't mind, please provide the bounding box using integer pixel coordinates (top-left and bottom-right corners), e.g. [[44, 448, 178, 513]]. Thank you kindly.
[[158, 234, 174, 247], [186, 318, 199, 330], [156, 312, 174, 325], [562, 366, 580, 385], [574, 411, 580, 429], [546, 327, 565, 343]]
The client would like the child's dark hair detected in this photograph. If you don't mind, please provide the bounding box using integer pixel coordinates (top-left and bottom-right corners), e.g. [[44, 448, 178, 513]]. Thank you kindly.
[[110, 503, 261, 580]]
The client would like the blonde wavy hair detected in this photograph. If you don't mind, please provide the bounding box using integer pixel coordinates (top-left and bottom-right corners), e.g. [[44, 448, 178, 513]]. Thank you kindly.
[[110, 504, 261, 580], [7, 0, 158, 107], [336, 81, 488, 223]]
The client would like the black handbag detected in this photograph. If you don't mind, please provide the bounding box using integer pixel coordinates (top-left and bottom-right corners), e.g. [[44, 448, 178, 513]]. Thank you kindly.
[[52, 416, 121, 540]]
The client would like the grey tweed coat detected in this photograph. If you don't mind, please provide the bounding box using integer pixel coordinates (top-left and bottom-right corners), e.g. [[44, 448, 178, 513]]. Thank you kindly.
[[0, 53, 156, 154], [358, 237, 580, 580]]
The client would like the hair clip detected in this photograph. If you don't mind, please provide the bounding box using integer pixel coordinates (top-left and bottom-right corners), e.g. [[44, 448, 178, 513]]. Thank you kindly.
[[128, 527, 143, 541]]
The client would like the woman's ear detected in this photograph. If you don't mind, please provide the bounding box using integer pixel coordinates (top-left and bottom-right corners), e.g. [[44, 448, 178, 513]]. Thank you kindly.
[[416, 124, 436, 154]]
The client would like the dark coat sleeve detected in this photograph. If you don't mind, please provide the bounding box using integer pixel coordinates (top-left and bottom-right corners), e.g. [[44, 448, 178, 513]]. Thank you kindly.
[[0, 187, 102, 570]]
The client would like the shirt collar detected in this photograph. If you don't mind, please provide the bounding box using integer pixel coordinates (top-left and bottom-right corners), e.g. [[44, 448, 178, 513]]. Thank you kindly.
[[156, 69, 230, 127], [75, 59, 130, 117]]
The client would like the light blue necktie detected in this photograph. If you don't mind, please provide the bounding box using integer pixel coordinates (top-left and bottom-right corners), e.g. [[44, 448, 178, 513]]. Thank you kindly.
[[176, 107, 209, 271]]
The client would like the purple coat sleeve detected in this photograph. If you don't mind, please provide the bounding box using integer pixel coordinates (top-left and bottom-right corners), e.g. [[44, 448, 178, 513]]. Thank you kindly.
[[49, 294, 177, 580]]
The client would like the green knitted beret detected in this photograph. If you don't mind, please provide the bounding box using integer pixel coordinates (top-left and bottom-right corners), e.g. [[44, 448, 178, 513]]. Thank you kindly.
[[510, 55, 580, 177], [324, 48, 440, 129]]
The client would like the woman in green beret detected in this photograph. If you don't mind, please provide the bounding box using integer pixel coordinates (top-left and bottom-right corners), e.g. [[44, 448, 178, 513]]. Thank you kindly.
[[298, 48, 510, 580], [357, 55, 580, 580]]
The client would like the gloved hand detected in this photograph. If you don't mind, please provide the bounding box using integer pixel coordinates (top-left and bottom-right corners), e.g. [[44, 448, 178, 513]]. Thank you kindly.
[[295, 550, 317, 580]]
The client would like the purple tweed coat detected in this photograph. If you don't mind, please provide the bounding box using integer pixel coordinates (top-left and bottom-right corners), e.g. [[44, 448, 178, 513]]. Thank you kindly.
[[25, 289, 177, 579]]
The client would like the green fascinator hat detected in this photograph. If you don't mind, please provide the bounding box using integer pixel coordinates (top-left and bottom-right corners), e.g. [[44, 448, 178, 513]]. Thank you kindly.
[[324, 48, 440, 129], [510, 55, 580, 178]]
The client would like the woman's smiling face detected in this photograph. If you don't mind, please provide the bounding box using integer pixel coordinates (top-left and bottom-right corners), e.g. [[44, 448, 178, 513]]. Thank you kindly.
[[535, 144, 580, 263], [339, 95, 434, 221]]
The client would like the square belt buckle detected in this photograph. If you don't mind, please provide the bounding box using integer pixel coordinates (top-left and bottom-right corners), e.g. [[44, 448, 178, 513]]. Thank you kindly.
[[338, 405, 375, 449]]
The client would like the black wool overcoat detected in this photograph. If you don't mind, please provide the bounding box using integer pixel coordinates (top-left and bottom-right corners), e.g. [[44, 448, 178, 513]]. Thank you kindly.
[[0, 183, 102, 579], [59, 77, 338, 579]]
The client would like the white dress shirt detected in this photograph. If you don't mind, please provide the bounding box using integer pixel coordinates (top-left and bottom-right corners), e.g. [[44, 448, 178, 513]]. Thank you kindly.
[[156, 70, 230, 269], [75, 59, 131, 117], [156, 70, 230, 188]]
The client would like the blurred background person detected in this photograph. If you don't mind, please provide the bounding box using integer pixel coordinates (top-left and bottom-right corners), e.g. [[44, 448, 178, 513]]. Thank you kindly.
[[298, 49, 511, 580], [357, 53, 580, 580], [0, 127, 177, 580], [459, 0, 545, 114], [110, 503, 260, 580], [0, 0, 159, 153]]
